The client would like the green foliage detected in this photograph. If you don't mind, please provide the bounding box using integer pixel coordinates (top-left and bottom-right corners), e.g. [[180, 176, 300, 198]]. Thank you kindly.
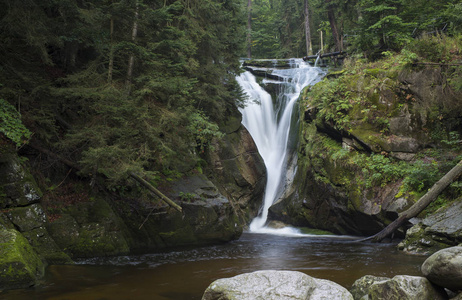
[[402, 159, 440, 192], [0, 99, 31, 147], [179, 192, 198, 202], [309, 77, 353, 130], [353, 153, 406, 188], [187, 111, 224, 153]]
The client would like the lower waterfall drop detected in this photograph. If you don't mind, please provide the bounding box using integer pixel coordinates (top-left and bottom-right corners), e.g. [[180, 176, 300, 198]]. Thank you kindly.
[[236, 59, 325, 235]]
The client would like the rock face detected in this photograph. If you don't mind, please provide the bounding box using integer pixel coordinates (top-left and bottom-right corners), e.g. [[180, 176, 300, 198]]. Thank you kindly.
[[421, 246, 462, 291], [44, 173, 243, 257], [268, 61, 462, 236], [208, 108, 266, 223], [202, 270, 353, 300], [0, 152, 72, 289], [398, 200, 462, 255], [367, 275, 447, 300]]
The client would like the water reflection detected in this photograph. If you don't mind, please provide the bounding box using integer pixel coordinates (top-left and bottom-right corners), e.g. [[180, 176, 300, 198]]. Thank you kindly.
[[1, 233, 426, 300]]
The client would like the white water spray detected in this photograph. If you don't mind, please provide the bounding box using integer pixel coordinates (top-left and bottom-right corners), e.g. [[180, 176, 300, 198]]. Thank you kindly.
[[237, 59, 325, 235]]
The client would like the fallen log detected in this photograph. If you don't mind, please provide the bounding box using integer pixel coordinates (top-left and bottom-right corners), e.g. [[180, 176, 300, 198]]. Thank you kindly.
[[359, 159, 462, 243], [130, 172, 182, 213], [303, 51, 346, 61]]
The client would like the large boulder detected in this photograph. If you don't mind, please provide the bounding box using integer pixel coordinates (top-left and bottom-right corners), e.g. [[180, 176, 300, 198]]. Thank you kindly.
[[202, 270, 353, 300], [0, 228, 45, 290], [398, 200, 462, 255], [350, 275, 390, 300], [368, 275, 447, 300], [421, 246, 462, 291]]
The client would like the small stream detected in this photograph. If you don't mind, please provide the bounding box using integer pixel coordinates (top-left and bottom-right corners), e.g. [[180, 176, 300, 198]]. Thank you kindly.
[[2, 233, 426, 300]]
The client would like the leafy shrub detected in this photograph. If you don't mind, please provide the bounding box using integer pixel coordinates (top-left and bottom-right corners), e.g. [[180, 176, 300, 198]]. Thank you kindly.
[[0, 98, 31, 147], [187, 111, 224, 153]]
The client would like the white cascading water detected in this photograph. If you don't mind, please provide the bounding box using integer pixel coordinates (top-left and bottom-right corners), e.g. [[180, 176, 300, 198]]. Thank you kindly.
[[236, 59, 325, 236]]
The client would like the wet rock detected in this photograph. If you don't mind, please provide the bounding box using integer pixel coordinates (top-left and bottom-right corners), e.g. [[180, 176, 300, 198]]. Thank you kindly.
[[0, 228, 45, 290], [5, 204, 46, 232], [368, 275, 447, 300], [421, 246, 462, 291], [0, 151, 73, 267], [46, 198, 131, 258], [202, 270, 353, 300], [398, 200, 462, 255], [208, 122, 266, 222], [0, 153, 42, 208], [350, 275, 389, 300]]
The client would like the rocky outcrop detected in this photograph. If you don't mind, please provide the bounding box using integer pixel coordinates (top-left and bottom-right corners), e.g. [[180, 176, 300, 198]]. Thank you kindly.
[[209, 107, 266, 223], [421, 246, 462, 291], [202, 270, 353, 300], [351, 275, 448, 300], [398, 199, 462, 255], [269, 60, 462, 236], [0, 138, 259, 290], [43, 173, 243, 257], [0, 151, 72, 289]]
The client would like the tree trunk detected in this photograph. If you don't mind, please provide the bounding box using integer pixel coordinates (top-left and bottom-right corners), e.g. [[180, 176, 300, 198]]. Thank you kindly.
[[325, 0, 342, 52], [247, 0, 252, 59], [361, 159, 462, 243], [126, 1, 139, 92], [108, 16, 114, 83], [304, 0, 312, 56]]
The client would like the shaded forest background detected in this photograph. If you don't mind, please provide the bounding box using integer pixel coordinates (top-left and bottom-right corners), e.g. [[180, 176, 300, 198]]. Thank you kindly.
[[1, 0, 462, 192]]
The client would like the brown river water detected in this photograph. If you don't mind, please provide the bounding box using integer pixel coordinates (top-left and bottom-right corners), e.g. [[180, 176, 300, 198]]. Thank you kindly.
[[1, 232, 427, 300]]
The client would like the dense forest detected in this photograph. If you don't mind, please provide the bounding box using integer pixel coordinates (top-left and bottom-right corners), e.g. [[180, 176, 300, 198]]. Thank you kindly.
[[1, 0, 461, 190]]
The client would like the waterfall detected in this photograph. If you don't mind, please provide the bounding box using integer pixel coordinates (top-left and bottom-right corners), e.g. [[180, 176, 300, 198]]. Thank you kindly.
[[236, 59, 325, 235]]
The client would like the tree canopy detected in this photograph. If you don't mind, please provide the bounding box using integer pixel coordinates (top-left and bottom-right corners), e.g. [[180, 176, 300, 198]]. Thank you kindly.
[[0, 0, 246, 188], [246, 0, 462, 58]]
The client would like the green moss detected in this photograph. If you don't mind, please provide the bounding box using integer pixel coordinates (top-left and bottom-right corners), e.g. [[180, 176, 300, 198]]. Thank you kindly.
[[0, 229, 45, 290], [299, 227, 335, 235]]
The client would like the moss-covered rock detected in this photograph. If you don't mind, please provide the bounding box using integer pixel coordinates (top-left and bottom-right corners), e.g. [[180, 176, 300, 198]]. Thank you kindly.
[[46, 198, 131, 258], [0, 228, 45, 290], [270, 55, 462, 236], [368, 275, 447, 300]]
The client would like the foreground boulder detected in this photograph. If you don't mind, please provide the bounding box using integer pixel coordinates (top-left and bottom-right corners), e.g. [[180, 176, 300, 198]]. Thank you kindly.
[[350, 275, 389, 300], [421, 246, 462, 291], [202, 270, 353, 300], [368, 275, 447, 300]]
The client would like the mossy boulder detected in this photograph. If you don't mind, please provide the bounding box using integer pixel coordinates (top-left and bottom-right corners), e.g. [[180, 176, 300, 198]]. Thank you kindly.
[[350, 275, 390, 300], [368, 275, 447, 300], [0, 228, 45, 290], [46, 197, 131, 258]]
